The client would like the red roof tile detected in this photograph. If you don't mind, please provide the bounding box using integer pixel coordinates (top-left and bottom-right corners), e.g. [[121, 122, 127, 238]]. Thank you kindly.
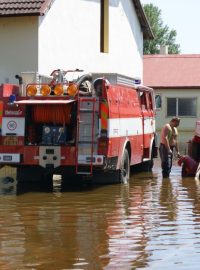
[[143, 54, 200, 88], [0, 0, 52, 16]]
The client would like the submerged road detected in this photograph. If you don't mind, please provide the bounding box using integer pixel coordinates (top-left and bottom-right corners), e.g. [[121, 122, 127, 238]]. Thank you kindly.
[[0, 160, 200, 269]]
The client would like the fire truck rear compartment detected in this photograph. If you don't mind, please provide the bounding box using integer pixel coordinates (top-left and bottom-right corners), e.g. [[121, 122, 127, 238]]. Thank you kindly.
[[23, 99, 102, 171], [25, 103, 76, 146]]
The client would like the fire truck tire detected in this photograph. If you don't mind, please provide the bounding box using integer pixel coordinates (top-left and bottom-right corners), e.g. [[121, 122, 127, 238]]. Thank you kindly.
[[119, 149, 130, 184]]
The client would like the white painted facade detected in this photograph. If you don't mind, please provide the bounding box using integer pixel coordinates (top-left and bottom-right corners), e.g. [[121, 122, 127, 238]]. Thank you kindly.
[[0, 0, 144, 84]]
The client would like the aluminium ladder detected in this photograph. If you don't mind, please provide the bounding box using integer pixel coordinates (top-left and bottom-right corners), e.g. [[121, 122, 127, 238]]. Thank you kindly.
[[75, 97, 98, 175]]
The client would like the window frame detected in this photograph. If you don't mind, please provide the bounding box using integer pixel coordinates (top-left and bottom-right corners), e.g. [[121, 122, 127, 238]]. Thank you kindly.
[[166, 97, 197, 117], [100, 0, 109, 53], [155, 94, 162, 110]]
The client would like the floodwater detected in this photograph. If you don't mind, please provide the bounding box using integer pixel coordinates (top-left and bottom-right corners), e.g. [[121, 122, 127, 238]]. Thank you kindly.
[[1, 161, 200, 269]]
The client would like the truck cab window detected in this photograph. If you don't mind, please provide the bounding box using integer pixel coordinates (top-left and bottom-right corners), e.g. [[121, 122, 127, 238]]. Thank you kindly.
[[93, 78, 103, 97], [140, 92, 148, 110]]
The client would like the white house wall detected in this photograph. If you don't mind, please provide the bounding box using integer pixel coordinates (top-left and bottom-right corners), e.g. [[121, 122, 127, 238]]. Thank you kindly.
[[0, 17, 38, 84], [38, 0, 143, 80]]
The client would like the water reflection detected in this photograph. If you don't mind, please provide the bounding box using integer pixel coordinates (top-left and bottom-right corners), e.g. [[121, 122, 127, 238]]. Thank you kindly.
[[1, 164, 200, 269], [0, 167, 17, 196], [104, 176, 153, 269], [159, 178, 178, 221], [182, 177, 200, 221]]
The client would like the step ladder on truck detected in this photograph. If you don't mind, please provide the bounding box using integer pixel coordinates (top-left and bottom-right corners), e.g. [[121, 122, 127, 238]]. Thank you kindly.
[[75, 96, 98, 175]]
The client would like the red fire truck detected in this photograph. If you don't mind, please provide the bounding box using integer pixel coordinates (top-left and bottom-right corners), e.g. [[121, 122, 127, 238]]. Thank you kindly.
[[0, 69, 157, 184]]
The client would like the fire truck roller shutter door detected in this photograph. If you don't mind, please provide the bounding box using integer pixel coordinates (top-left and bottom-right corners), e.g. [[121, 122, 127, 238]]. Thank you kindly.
[[32, 104, 73, 124]]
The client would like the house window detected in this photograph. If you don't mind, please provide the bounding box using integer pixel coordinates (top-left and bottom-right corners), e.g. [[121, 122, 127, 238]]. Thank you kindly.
[[167, 97, 197, 117], [100, 0, 109, 53]]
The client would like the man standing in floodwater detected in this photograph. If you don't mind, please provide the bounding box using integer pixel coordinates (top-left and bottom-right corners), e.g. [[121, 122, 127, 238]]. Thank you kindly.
[[159, 117, 181, 178]]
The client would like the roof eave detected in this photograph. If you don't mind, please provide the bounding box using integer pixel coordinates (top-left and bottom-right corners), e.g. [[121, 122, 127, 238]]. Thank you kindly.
[[40, 0, 54, 15], [132, 0, 154, 40], [0, 0, 54, 18], [0, 13, 42, 17]]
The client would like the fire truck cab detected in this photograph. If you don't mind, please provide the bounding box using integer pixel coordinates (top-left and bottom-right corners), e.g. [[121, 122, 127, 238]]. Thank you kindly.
[[0, 69, 157, 184]]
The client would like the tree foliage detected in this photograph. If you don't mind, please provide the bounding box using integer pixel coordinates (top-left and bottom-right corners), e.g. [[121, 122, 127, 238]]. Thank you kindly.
[[143, 4, 180, 54]]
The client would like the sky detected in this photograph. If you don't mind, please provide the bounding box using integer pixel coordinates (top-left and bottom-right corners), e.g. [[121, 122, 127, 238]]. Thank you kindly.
[[140, 0, 200, 54]]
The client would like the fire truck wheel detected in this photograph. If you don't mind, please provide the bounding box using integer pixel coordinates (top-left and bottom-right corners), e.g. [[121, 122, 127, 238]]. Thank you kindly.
[[119, 149, 130, 184]]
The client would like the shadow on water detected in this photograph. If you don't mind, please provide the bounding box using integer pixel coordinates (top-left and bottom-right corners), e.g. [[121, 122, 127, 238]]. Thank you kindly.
[[0, 158, 163, 193], [0, 166, 106, 196], [0, 173, 120, 196], [0, 164, 158, 196], [2, 171, 158, 196]]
